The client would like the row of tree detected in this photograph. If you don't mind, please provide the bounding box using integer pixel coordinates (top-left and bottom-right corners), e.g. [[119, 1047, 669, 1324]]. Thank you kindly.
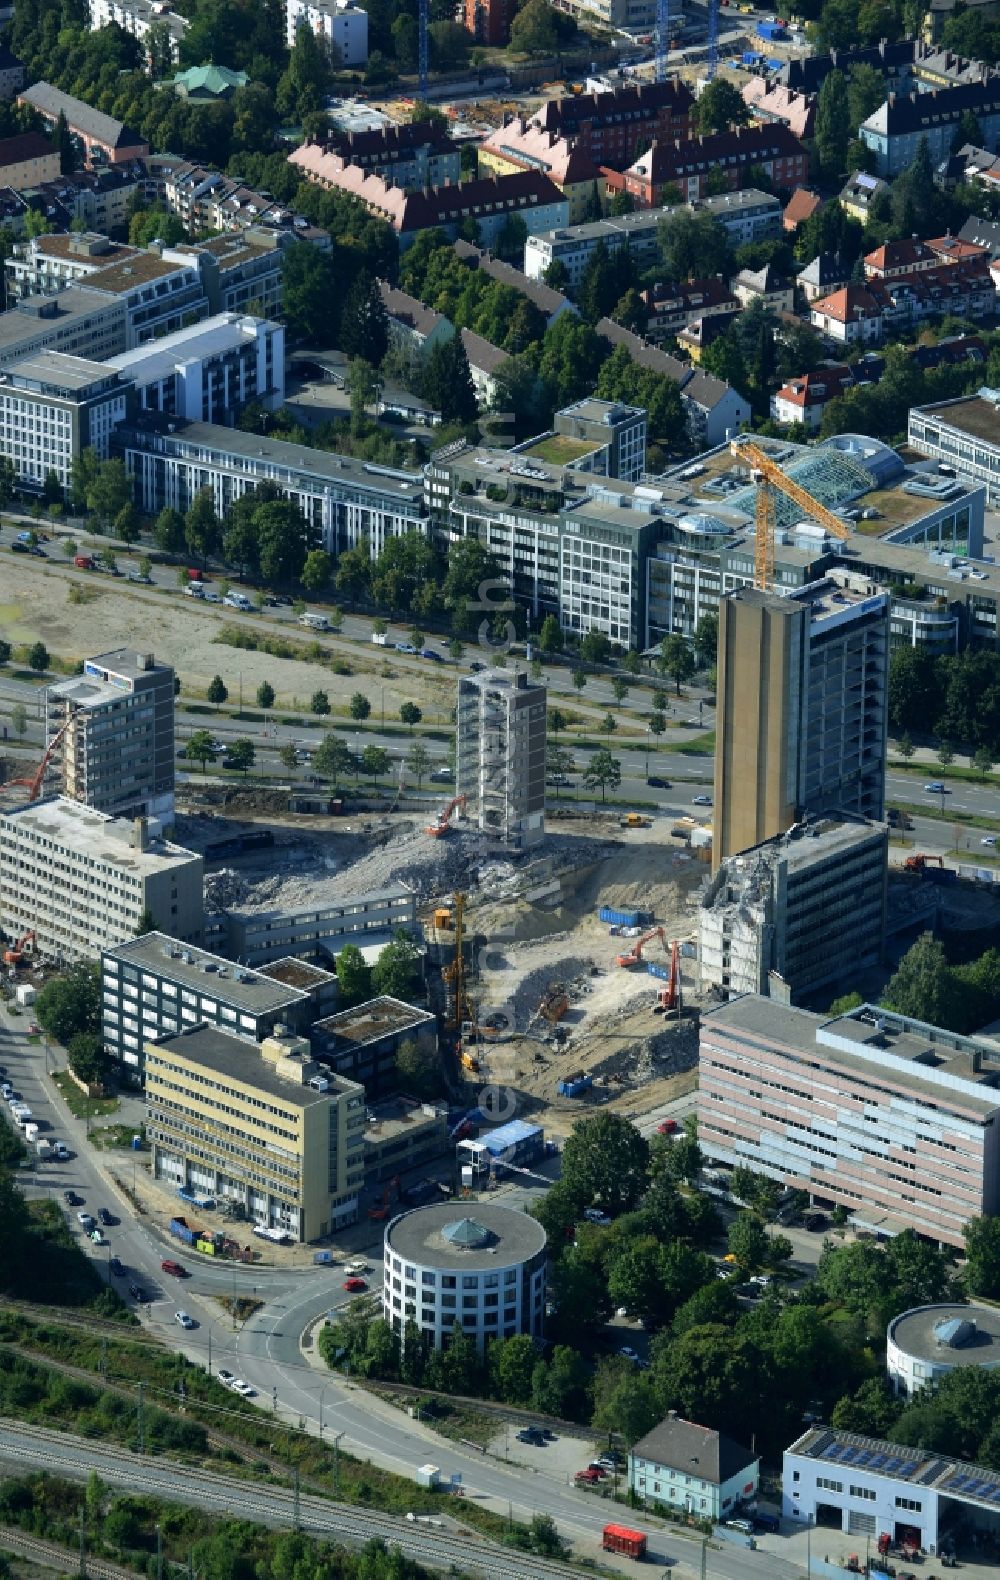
[[889, 646, 1000, 756]]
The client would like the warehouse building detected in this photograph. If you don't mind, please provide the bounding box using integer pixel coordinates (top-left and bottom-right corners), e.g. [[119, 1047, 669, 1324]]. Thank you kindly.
[[146, 1026, 366, 1240], [699, 998, 1000, 1247], [0, 799, 202, 964], [698, 816, 888, 1004], [382, 1202, 547, 1350]]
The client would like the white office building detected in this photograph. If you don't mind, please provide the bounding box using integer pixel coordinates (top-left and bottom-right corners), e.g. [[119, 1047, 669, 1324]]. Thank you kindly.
[[285, 0, 368, 63], [0, 350, 129, 490], [107, 313, 284, 423]]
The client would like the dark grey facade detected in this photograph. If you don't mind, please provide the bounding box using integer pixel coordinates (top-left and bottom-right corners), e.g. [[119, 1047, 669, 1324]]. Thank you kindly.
[[47, 647, 175, 821]]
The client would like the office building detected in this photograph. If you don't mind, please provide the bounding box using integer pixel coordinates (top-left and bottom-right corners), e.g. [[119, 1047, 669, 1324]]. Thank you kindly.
[[524, 191, 781, 285], [0, 288, 126, 365], [217, 881, 417, 967], [0, 351, 130, 492], [784, 1424, 1000, 1551], [101, 932, 328, 1079], [311, 996, 438, 1094], [18, 81, 149, 166], [115, 415, 427, 554], [364, 1098, 449, 1183], [146, 1026, 366, 1240], [909, 392, 1000, 507], [545, 397, 647, 482], [698, 997, 1000, 1247], [0, 131, 59, 191], [47, 649, 175, 821], [456, 670, 545, 850], [713, 581, 889, 868], [0, 798, 202, 964], [630, 1416, 759, 1521], [382, 1203, 547, 1350], [285, 0, 368, 62], [698, 816, 888, 1004], [107, 314, 284, 422], [887, 1303, 1000, 1396]]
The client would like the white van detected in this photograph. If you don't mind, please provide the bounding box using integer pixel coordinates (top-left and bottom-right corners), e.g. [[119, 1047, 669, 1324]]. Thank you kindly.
[[299, 612, 331, 631], [224, 592, 253, 611]]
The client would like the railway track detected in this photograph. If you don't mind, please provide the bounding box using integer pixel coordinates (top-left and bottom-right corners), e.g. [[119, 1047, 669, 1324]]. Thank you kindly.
[[0, 1523, 142, 1580]]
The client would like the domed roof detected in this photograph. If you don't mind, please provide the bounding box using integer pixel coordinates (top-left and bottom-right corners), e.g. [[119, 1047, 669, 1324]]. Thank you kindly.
[[677, 512, 731, 536], [441, 1217, 492, 1248]]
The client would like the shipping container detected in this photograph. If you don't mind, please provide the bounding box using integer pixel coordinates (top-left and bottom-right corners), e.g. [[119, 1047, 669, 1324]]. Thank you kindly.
[[757, 18, 786, 36], [169, 1216, 199, 1245], [603, 1526, 647, 1560], [647, 961, 670, 980], [742, 49, 763, 63], [557, 1074, 593, 1098], [599, 906, 652, 928]]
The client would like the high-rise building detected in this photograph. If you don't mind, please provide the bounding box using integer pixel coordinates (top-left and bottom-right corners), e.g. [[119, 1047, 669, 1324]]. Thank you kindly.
[[456, 669, 546, 849], [713, 581, 889, 868], [46, 648, 175, 822], [0, 350, 130, 491]]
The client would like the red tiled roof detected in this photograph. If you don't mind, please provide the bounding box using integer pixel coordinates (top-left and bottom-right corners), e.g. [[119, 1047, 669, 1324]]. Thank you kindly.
[[783, 187, 822, 227]]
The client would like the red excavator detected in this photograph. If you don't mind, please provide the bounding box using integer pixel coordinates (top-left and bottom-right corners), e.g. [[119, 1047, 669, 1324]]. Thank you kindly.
[[904, 853, 944, 873], [616, 926, 667, 969], [1, 717, 72, 803], [3, 929, 36, 968], [367, 1175, 402, 1221], [653, 940, 682, 1015], [425, 794, 467, 838]]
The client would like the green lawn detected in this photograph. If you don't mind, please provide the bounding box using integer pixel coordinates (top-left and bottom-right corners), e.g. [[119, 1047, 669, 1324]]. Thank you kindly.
[[52, 1071, 119, 1120], [521, 434, 597, 465], [674, 729, 716, 756]]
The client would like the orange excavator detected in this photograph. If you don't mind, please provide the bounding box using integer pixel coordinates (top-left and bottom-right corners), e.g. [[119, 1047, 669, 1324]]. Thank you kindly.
[[3, 929, 36, 968], [653, 940, 682, 1015], [1, 717, 72, 803], [904, 853, 944, 873], [367, 1175, 402, 1221], [616, 926, 667, 969], [425, 794, 467, 838]]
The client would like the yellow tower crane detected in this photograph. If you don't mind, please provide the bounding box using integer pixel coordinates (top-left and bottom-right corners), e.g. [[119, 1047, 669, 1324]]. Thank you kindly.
[[443, 891, 471, 1032], [730, 437, 852, 593]]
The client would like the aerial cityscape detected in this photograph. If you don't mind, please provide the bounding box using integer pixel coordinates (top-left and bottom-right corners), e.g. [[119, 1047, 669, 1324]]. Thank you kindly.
[[2, 0, 1000, 1575]]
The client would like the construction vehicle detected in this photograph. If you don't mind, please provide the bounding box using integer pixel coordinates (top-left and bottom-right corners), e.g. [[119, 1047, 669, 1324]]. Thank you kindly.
[[1, 717, 72, 803], [620, 813, 651, 829], [653, 939, 682, 1015], [730, 437, 850, 593], [460, 1049, 480, 1073], [904, 853, 944, 872], [432, 908, 453, 930], [3, 930, 36, 968], [539, 983, 569, 1023], [425, 794, 467, 838], [616, 926, 667, 969], [367, 1175, 401, 1221]]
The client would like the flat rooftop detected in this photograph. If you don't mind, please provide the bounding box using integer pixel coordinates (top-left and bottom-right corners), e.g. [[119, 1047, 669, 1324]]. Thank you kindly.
[[259, 957, 337, 991], [519, 434, 598, 465], [0, 288, 122, 357], [917, 395, 1000, 444], [83, 251, 195, 295], [385, 1201, 547, 1269], [86, 648, 170, 680], [0, 798, 199, 876], [16, 233, 136, 265], [788, 1424, 1000, 1517], [719, 815, 887, 878], [107, 313, 273, 384], [314, 995, 434, 1048], [889, 1302, 1000, 1368], [147, 1023, 333, 1106], [4, 349, 119, 391], [47, 675, 125, 710], [705, 996, 1000, 1115], [365, 1095, 447, 1141], [105, 931, 307, 1014]]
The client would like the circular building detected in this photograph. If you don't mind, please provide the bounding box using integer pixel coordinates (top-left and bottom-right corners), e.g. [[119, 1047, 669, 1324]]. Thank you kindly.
[[887, 1303, 1000, 1395], [382, 1204, 547, 1352]]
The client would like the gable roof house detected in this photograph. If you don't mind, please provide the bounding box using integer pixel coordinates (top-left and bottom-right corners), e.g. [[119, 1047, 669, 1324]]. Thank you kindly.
[[629, 1413, 760, 1521]]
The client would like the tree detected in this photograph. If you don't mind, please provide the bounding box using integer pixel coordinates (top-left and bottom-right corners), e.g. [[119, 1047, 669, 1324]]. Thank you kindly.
[[154, 506, 186, 555], [300, 549, 331, 594], [207, 675, 228, 710], [659, 634, 695, 694], [10, 702, 27, 737], [372, 929, 420, 1000], [282, 242, 338, 346], [336, 943, 372, 1008], [400, 701, 422, 732], [256, 500, 310, 586], [424, 334, 478, 424], [406, 739, 430, 787], [27, 642, 49, 673], [897, 733, 915, 762], [256, 681, 275, 711], [964, 1217, 1000, 1298], [602, 712, 617, 739], [572, 668, 587, 694], [974, 746, 995, 779], [35, 963, 101, 1046], [583, 749, 621, 803], [349, 692, 371, 722], [538, 614, 563, 654], [311, 690, 331, 715], [561, 1112, 649, 1217], [814, 70, 850, 180], [68, 1032, 110, 1087], [937, 739, 955, 773], [695, 78, 749, 134], [314, 733, 352, 786], [225, 736, 255, 774], [882, 931, 960, 1028], [591, 1357, 661, 1444], [658, 209, 732, 281], [279, 743, 298, 773], [362, 745, 390, 784], [509, 0, 559, 51], [340, 272, 389, 366], [185, 489, 220, 565], [491, 1333, 537, 1406], [693, 612, 719, 669], [113, 501, 140, 545], [186, 729, 216, 773], [727, 1212, 770, 1273], [336, 544, 370, 609]]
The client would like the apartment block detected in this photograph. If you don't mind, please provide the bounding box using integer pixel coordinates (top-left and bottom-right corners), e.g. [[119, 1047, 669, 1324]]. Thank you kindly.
[[714, 581, 889, 868], [311, 995, 438, 1094], [318, 121, 459, 190], [100, 932, 332, 1078], [18, 81, 149, 166], [285, 0, 368, 63], [47, 649, 175, 821], [463, 0, 511, 46], [698, 997, 1000, 1247], [0, 131, 59, 191], [146, 1026, 366, 1240], [0, 798, 202, 965], [456, 670, 545, 850], [615, 125, 809, 206], [698, 816, 888, 1004], [531, 80, 695, 168], [0, 351, 130, 492], [89, 0, 188, 62], [860, 77, 1000, 176], [107, 313, 284, 422], [115, 416, 427, 555], [477, 119, 605, 224]]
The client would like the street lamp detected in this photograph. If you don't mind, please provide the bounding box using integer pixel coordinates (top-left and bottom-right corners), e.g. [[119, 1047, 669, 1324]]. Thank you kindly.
[[332, 1429, 345, 1494], [319, 1387, 327, 1439], [644, 724, 651, 780]]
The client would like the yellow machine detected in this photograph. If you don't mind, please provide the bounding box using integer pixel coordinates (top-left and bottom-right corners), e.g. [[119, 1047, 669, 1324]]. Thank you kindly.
[[730, 437, 851, 592]]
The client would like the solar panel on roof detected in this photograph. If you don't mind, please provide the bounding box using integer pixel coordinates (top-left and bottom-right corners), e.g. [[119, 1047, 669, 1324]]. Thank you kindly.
[[869, 1455, 886, 1469], [856, 173, 878, 189]]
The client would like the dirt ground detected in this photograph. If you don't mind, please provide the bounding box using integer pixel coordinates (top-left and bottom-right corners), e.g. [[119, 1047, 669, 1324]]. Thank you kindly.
[[0, 563, 455, 719]]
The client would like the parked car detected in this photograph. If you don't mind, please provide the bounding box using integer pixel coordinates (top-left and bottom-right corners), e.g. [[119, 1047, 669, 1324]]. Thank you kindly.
[[161, 1259, 186, 1277], [129, 1283, 146, 1302], [109, 1257, 125, 1277], [89, 1228, 105, 1245], [343, 1277, 367, 1292], [231, 1379, 256, 1397], [982, 836, 997, 847], [804, 1212, 828, 1232], [217, 1369, 236, 1387], [77, 1211, 95, 1230], [395, 642, 417, 654], [98, 1207, 115, 1226], [128, 571, 152, 584], [64, 1190, 80, 1206], [54, 1143, 69, 1160], [657, 1119, 678, 1135], [430, 768, 453, 782], [575, 1468, 603, 1483], [725, 1519, 754, 1535], [516, 1428, 546, 1444], [618, 1345, 639, 1361], [10, 540, 28, 553], [175, 1310, 195, 1329]]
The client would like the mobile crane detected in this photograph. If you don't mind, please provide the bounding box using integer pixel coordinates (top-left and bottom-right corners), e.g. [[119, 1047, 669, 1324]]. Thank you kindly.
[[730, 437, 851, 593]]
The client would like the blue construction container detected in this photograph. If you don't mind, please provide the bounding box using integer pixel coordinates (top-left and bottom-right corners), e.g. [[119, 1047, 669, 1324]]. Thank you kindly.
[[557, 1074, 594, 1098], [599, 906, 652, 928], [742, 49, 762, 63], [647, 961, 670, 981], [757, 18, 785, 38], [766, 55, 784, 68]]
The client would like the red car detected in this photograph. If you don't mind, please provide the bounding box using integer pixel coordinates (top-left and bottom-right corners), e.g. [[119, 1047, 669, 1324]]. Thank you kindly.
[[657, 1119, 678, 1135], [27, 1023, 41, 1035], [343, 1277, 368, 1292], [161, 1259, 187, 1277], [575, 1468, 603, 1484]]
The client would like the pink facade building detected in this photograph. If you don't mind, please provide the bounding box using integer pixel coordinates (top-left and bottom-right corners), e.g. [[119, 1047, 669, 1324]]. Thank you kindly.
[[699, 997, 1000, 1247]]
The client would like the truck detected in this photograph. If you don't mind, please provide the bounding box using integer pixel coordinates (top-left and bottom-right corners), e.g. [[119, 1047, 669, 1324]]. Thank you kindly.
[[603, 1525, 647, 1560], [370, 630, 387, 645], [23, 1122, 38, 1144], [757, 17, 786, 36], [35, 1137, 52, 1160], [74, 554, 95, 569], [169, 1215, 200, 1246]]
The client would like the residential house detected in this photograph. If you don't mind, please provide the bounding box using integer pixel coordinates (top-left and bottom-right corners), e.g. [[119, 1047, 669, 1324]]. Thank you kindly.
[[453, 238, 577, 325], [0, 131, 60, 192], [531, 79, 695, 169], [863, 237, 941, 277], [629, 1414, 760, 1521], [860, 78, 1000, 177], [926, 232, 989, 265], [958, 214, 1000, 257], [814, 261, 996, 342], [731, 261, 795, 312], [641, 277, 738, 339], [320, 121, 460, 190], [378, 281, 454, 353], [615, 125, 810, 206], [782, 185, 822, 232], [839, 170, 891, 222], [676, 308, 740, 362], [742, 79, 816, 141], [596, 316, 750, 445], [18, 82, 149, 166], [460, 327, 507, 406], [811, 282, 888, 343], [797, 251, 850, 303], [477, 117, 605, 223], [0, 44, 26, 100], [771, 364, 854, 431]]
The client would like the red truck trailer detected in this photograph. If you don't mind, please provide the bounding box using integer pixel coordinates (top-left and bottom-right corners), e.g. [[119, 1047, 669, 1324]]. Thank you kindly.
[[603, 1525, 647, 1559]]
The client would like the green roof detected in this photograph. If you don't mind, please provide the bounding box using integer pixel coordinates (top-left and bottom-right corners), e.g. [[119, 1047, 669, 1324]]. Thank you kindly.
[[173, 64, 248, 97]]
